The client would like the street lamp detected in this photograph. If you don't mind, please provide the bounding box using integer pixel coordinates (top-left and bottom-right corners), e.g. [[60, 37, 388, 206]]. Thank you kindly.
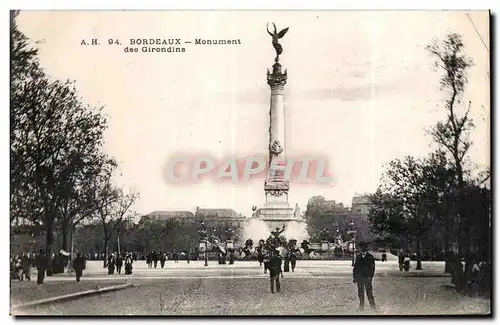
[[226, 227, 235, 265], [347, 221, 356, 267], [199, 221, 208, 267]]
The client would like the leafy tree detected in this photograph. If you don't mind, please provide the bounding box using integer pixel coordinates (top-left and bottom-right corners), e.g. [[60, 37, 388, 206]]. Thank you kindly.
[[371, 152, 455, 269], [368, 189, 406, 239], [11, 12, 108, 254]]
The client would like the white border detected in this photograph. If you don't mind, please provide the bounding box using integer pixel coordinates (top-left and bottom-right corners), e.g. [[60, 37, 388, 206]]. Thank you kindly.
[[2, 1, 497, 324]]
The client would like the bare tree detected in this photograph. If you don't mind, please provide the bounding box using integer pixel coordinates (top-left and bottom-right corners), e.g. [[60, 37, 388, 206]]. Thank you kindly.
[[426, 33, 474, 189], [91, 160, 139, 267], [426, 33, 490, 259]]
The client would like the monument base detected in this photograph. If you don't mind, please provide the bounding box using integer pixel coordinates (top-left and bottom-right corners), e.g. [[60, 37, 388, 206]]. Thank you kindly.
[[257, 207, 307, 239], [258, 207, 294, 231]]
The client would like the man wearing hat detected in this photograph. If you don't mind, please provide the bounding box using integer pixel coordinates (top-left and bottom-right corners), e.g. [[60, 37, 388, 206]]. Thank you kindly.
[[269, 250, 283, 294], [353, 241, 376, 311]]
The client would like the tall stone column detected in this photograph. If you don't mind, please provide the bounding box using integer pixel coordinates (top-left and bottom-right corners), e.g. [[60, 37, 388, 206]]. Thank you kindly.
[[256, 23, 303, 236], [265, 62, 289, 208]]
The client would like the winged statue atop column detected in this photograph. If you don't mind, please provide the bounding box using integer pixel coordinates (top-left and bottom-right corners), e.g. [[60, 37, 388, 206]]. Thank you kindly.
[[267, 22, 289, 61]]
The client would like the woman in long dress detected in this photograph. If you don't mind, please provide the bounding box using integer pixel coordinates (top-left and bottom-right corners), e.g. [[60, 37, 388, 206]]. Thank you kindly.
[[124, 252, 133, 275]]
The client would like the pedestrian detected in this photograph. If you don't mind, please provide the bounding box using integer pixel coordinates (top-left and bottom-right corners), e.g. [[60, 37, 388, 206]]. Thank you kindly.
[[35, 249, 48, 285], [398, 250, 405, 271], [124, 252, 133, 275], [290, 250, 297, 272], [160, 252, 166, 268], [15, 255, 23, 280], [269, 250, 283, 294], [284, 252, 290, 272], [403, 254, 411, 272], [263, 252, 270, 274], [73, 253, 86, 282], [153, 251, 158, 268], [107, 254, 115, 275], [381, 252, 387, 262], [146, 251, 152, 268], [258, 250, 264, 267], [115, 254, 123, 274], [353, 242, 376, 311], [21, 253, 30, 281]]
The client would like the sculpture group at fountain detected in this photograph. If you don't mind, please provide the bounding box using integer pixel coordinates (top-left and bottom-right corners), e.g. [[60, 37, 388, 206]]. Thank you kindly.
[[239, 221, 307, 262], [198, 225, 236, 265]]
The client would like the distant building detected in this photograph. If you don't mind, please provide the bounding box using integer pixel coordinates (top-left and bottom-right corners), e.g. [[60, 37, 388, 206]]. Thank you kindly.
[[141, 211, 195, 222], [138, 208, 247, 242], [195, 208, 246, 229], [350, 193, 372, 217], [305, 194, 374, 242], [323, 200, 350, 215]]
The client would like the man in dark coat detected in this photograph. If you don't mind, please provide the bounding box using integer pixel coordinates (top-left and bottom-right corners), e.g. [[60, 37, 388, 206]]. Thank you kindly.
[[115, 254, 123, 274], [107, 254, 115, 275], [160, 252, 166, 268], [153, 251, 159, 268], [73, 253, 86, 282], [398, 250, 405, 271], [21, 253, 31, 281], [263, 252, 270, 274], [353, 242, 376, 311], [283, 252, 290, 272], [35, 249, 48, 285], [290, 251, 297, 272], [269, 250, 283, 294], [146, 251, 152, 268]]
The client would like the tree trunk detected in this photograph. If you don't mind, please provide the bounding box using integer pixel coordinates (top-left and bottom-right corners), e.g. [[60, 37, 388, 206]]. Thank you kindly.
[[62, 218, 69, 251], [103, 238, 109, 268], [416, 238, 422, 270], [45, 220, 54, 276], [45, 220, 54, 254]]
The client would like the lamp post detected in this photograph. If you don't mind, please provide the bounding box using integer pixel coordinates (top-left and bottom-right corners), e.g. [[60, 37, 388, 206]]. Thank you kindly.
[[199, 221, 208, 267], [347, 221, 356, 267], [226, 227, 235, 265], [319, 228, 329, 251]]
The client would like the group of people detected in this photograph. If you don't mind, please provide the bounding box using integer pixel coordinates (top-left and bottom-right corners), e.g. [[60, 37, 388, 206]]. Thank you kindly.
[[10, 253, 31, 281], [145, 251, 171, 268], [260, 249, 298, 294], [447, 253, 490, 297], [261, 249, 285, 294], [11, 249, 55, 285], [106, 252, 134, 275], [398, 251, 412, 271], [261, 250, 298, 273], [260, 242, 377, 312], [86, 252, 138, 261]]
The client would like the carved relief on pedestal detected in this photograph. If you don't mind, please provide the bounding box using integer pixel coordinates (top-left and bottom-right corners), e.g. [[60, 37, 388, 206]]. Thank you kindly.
[[269, 139, 283, 157], [267, 189, 287, 197], [264, 180, 289, 198]]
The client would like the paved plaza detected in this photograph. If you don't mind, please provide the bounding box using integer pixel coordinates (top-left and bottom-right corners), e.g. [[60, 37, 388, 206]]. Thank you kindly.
[[11, 260, 490, 316]]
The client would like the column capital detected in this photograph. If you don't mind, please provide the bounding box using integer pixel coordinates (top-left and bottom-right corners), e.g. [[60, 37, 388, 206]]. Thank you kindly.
[[267, 62, 287, 88]]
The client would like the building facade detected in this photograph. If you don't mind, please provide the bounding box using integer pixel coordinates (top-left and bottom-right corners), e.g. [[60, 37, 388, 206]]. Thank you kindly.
[[139, 208, 247, 243]]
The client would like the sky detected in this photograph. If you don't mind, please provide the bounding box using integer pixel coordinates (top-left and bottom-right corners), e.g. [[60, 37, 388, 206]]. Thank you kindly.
[[16, 10, 490, 218]]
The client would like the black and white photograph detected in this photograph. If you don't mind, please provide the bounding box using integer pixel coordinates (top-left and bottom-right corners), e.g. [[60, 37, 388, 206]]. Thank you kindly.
[[9, 9, 491, 316]]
